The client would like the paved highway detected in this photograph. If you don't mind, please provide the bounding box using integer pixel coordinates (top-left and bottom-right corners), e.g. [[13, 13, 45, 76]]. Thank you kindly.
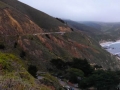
[[1, 32, 66, 36]]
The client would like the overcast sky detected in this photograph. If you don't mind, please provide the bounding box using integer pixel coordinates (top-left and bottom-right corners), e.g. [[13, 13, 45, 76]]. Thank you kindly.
[[19, 0, 120, 22]]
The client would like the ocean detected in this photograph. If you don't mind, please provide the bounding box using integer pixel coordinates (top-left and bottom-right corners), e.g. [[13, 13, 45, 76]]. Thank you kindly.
[[100, 41, 120, 56]]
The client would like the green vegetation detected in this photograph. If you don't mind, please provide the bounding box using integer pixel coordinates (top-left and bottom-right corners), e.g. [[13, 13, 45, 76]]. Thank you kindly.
[[28, 65, 38, 78], [14, 42, 17, 48], [71, 58, 94, 76], [0, 43, 5, 49], [51, 58, 120, 89], [50, 58, 66, 70], [0, 53, 22, 72], [1, 0, 120, 71], [45, 34, 51, 39], [56, 18, 65, 24], [1, 0, 66, 30], [65, 68, 84, 83], [0, 1, 9, 8], [0, 0, 120, 89], [50, 58, 94, 82], [65, 31, 120, 70], [80, 70, 119, 90], [40, 73, 63, 90], [0, 52, 51, 90], [64, 20, 100, 35], [51, 58, 94, 76], [20, 50, 26, 58]]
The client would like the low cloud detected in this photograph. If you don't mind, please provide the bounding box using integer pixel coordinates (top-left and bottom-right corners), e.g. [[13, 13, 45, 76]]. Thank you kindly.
[[19, 0, 120, 22]]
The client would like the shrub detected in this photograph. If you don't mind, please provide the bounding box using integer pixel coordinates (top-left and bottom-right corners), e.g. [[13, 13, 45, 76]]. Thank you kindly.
[[14, 42, 17, 48], [65, 68, 84, 83], [0, 44, 5, 49], [50, 59, 66, 70], [45, 34, 50, 39], [28, 65, 37, 78], [71, 58, 94, 76], [20, 50, 26, 58], [79, 70, 119, 90], [55, 18, 65, 23]]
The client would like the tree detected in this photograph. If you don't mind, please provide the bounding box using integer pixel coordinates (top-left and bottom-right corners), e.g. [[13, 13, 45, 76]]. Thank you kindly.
[[14, 42, 17, 48], [65, 68, 84, 83], [80, 70, 119, 90], [71, 58, 94, 76], [20, 50, 26, 58], [50, 59, 66, 70], [0, 44, 5, 49], [28, 65, 38, 78]]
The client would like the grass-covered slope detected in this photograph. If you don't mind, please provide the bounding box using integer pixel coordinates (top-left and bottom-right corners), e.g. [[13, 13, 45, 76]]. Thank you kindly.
[[64, 20, 102, 35], [1, 0, 120, 89], [0, 1, 9, 8], [0, 0, 120, 71], [0, 52, 51, 90], [80, 21, 120, 41], [0, 0, 68, 31]]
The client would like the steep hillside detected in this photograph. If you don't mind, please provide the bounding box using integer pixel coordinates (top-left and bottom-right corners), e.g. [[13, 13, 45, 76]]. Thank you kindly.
[[0, 7, 43, 35], [98, 22, 120, 41], [79, 21, 102, 30], [64, 20, 106, 41], [80, 21, 120, 41], [0, 0, 69, 31], [0, 0, 120, 72], [64, 20, 102, 35], [0, 52, 52, 90]]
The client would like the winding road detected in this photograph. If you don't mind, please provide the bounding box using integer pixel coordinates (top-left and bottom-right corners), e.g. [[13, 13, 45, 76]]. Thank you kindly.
[[33, 32, 66, 35], [1, 32, 66, 36]]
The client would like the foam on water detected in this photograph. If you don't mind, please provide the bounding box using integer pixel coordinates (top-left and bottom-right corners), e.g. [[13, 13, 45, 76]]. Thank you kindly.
[[100, 40, 120, 56], [100, 42, 114, 47]]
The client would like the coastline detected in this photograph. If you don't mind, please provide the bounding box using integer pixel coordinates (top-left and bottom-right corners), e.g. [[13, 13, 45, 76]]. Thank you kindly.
[[100, 39, 120, 46], [100, 40, 120, 60]]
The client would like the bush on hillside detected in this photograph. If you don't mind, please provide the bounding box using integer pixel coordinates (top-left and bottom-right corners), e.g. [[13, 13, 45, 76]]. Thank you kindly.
[[65, 68, 84, 83], [28, 65, 38, 78], [14, 42, 17, 48], [20, 50, 26, 58], [70, 58, 94, 76], [0, 43, 5, 49], [79, 70, 119, 90], [55, 18, 65, 24], [50, 59, 67, 70]]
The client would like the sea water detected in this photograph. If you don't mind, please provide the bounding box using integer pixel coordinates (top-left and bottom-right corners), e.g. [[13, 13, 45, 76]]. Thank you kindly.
[[100, 41, 120, 56]]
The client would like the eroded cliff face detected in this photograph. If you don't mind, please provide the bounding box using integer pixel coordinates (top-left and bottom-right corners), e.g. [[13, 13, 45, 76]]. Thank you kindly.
[[0, 8, 43, 35], [16, 33, 120, 70], [58, 26, 72, 32], [0, 1, 120, 71]]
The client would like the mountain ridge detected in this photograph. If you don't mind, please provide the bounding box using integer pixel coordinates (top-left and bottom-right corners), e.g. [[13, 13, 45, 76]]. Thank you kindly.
[[0, 0, 120, 72], [0, 0, 120, 89], [0, 0, 70, 31]]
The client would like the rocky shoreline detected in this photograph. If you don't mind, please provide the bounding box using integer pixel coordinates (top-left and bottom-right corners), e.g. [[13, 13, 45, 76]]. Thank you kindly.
[[100, 40, 120, 60], [100, 39, 120, 46]]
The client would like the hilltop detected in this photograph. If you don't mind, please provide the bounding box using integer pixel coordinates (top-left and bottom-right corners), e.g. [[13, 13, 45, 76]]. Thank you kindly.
[[0, 0, 68, 31]]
